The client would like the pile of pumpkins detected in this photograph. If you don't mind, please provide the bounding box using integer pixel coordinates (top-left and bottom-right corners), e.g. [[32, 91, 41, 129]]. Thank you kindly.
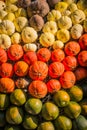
[[0, 0, 87, 130]]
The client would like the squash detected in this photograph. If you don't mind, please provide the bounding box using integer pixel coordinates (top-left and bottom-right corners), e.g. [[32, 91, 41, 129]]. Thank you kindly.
[[0, 48, 7, 64], [79, 33, 87, 50], [15, 78, 29, 89], [78, 50, 87, 67], [37, 122, 55, 130]]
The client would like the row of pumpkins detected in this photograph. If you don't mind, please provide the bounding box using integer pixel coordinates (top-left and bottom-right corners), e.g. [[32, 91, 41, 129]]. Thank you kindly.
[[0, 0, 87, 130]]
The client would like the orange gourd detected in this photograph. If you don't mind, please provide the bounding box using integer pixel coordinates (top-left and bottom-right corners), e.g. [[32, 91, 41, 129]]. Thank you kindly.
[[48, 62, 65, 78], [29, 61, 48, 80], [14, 61, 29, 77], [51, 49, 65, 62], [37, 48, 51, 62], [60, 71, 76, 89], [28, 80, 47, 98], [0, 48, 7, 64], [46, 79, 61, 94], [79, 34, 87, 50], [0, 78, 15, 93], [78, 51, 87, 67], [0, 63, 13, 78], [7, 44, 24, 61], [65, 41, 80, 56]]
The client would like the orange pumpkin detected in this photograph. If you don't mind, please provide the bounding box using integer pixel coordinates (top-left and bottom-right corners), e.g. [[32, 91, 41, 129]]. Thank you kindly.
[[79, 34, 87, 50], [29, 61, 48, 80], [74, 67, 87, 81], [7, 44, 24, 61], [51, 49, 65, 62], [37, 48, 51, 62], [64, 41, 80, 56], [23, 51, 37, 65], [14, 61, 29, 77], [60, 71, 76, 89], [62, 56, 78, 71], [0, 78, 15, 93], [46, 79, 61, 94], [0, 48, 7, 64], [28, 80, 47, 98], [48, 62, 65, 78], [78, 51, 87, 67], [0, 63, 13, 78]]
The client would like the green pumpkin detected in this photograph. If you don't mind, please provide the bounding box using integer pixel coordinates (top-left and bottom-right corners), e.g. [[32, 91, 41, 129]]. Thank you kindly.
[[54, 115, 72, 130], [80, 99, 87, 116], [42, 102, 59, 120], [23, 114, 38, 129], [0, 111, 6, 127], [37, 121, 55, 130], [64, 101, 81, 119], [25, 98, 42, 115], [0, 93, 10, 110], [10, 89, 26, 106], [4, 125, 20, 130], [75, 115, 87, 130], [6, 106, 23, 125]]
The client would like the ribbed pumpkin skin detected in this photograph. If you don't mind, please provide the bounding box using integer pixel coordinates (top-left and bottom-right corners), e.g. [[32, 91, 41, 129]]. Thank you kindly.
[[0, 78, 15, 93], [65, 41, 80, 56], [48, 62, 65, 78], [79, 34, 87, 50], [7, 44, 24, 61], [29, 61, 48, 80], [14, 61, 29, 77], [0, 48, 7, 64], [0, 63, 13, 78], [28, 80, 47, 98], [78, 51, 87, 67], [60, 71, 76, 89]]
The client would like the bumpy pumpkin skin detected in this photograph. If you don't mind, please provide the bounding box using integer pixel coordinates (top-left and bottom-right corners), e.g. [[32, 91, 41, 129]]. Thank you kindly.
[[0, 63, 13, 78], [14, 61, 29, 77], [0, 48, 7, 64], [0, 78, 15, 93], [60, 71, 76, 89], [79, 34, 87, 50], [48, 62, 65, 78], [29, 61, 48, 80], [7, 44, 24, 61], [28, 80, 47, 99], [37, 48, 51, 62], [78, 51, 87, 67]]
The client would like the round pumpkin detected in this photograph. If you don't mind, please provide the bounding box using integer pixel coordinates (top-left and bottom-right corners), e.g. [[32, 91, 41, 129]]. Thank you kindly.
[[78, 51, 87, 67], [46, 79, 61, 94], [28, 80, 47, 98], [0, 78, 15, 93], [51, 49, 65, 62], [0, 48, 7, 64], [62, 56, 78, 71], [23, 51, 37, 65], [37, 48, 51, 62], [60, 71, 76, 89], [29, 61, 48, 80], [7, 44, 24, 61], [74, 67, 87, 81], [79, 33, 87, 50], [14, 61, 29, 77], [64, 41, 80, 56], [0, 62, 13, 78], [48, 62, 65, 78]]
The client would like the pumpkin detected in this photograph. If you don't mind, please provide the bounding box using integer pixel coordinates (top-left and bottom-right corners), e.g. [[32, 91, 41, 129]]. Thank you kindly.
[[60, 71, 76, 89], [51, 49, 65, 62], [62, 56, 78, 71], [29, 61, 48, 80], [0, 78, 15, 93], [48, 62, 65, 78], [37, 48, 51, 62], [23, 51, 37, 65], [0, 63, 13, 78], [7, 44, 24, 61], [64, 41, 80, 56], [28, 80, 47, 98], [15, 78, 29, 89], [78, 51, 87, 67], [74, 67, 87, 81], [79, 33, 87, 50], [46, 79, 61, 94], [14, 61, 29, 77], [0, 48, 7, 64]]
